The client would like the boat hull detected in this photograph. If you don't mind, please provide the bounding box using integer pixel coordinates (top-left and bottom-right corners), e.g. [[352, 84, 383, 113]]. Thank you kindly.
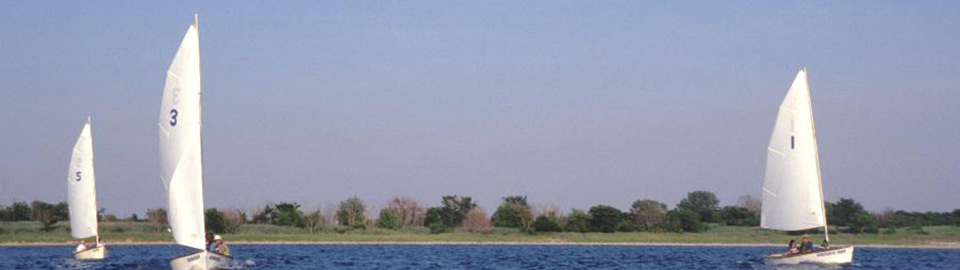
[[73, 245, 106, 260], [170, 250, 231, 270], [764, 246, 854, 265]]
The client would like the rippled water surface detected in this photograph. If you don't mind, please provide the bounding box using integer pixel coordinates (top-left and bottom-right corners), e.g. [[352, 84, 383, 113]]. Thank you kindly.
[[1, 244, 957, 269]]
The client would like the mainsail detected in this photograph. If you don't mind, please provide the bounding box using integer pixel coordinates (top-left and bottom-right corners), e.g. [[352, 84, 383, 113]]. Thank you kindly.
[[761, 68, 828, 232], [68, 118, 99, 239], [159, 18, 206, 251]]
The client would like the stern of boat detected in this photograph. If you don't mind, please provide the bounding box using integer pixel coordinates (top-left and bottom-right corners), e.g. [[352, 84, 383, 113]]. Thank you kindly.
[[73, 245, 106, 260], [171, 250, 232, 270]]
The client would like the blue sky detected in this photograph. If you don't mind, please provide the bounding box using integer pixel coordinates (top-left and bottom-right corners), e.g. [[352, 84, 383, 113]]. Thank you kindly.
[[1, 1, 958, 216]]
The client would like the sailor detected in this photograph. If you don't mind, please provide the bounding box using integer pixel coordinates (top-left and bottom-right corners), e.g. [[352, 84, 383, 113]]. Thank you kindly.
[[798, 234, 815, 253], [214, 235, 231, 256], [75, 239, 88, 252], [206, 232, 216, 252], [785, 239, 800, 255]]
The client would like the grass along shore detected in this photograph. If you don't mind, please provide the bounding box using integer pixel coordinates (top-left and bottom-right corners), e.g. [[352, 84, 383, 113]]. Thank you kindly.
[[2, 221, 959, 247]]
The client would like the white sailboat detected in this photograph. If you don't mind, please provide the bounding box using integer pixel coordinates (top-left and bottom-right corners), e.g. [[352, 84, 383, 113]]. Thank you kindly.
[[68, 117, 107, 260], [159, 14, 230, 270], [761, 68, 854, 265]]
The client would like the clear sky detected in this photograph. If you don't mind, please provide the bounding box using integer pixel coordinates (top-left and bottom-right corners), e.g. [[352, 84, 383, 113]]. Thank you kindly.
[[1, 1, 958, 217]]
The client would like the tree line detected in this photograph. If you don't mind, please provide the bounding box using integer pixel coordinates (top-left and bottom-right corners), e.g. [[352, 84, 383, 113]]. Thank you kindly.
[[3, 191, 959, 235]]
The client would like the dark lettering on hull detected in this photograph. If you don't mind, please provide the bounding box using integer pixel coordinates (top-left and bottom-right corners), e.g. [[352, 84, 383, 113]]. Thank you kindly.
[[816, 251, 836, 257], [208, 255, 222, 262], [186, 254, 201, 262]]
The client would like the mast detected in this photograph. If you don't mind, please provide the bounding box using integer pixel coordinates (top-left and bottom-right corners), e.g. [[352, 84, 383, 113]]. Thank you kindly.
[[88, 116, 100, 242], [805, 67, 830, 243]]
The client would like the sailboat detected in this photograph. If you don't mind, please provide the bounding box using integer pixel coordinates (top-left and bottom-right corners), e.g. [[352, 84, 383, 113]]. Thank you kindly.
[[159, 14, 230, 270], [68, 117, 107, 260], [761, 68, 854, 265]]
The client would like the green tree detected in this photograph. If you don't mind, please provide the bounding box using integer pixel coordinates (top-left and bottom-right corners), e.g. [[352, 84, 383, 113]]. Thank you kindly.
[[677, 191, 722, 223], [628, 199, 669, 231], [375, 208, 402, 230], [205, 208, 228, 234], [532, 215, 563, 232], [954, 209, 960, 226], [847, 212, 879, 234], [337, 197, 366, 228], [252, 204, 278, 224], [720, 206, 759, 226], [0, 201, 31, 221], [146, 208, 169, 232], [564, 209, 591, 233], [52, 202, 70, 221], [669, 208, 706, 232], [588, 205, 624, 233], [424, 207, 445, 229], [30, 201, 61, 232], [826, 198, 868, 228], [423, 195, 476, 229], [491, 196, 533, 231], [303, 210, 327, 233], [275, 202, 305, 228]]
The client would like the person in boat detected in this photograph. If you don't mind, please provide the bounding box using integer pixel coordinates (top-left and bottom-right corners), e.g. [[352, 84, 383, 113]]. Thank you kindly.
[[213, 234, 231, 256], [785, 239, 800, 255], [798, 235, 815, 253], [206, 232, 216, 252], [75, 239, 88, 253]]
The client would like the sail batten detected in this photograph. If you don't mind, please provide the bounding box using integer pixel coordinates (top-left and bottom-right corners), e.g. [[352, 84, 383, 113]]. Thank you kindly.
[[761, 69, 827, 232], [159, 23, 206, 251], [68, 120, 99, 239]]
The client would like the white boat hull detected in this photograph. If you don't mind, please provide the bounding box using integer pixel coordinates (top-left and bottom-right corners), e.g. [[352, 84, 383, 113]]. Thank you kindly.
[[171, 250, 231, 270], [73, 245, 106, 260], [764, 246, 854, 265]]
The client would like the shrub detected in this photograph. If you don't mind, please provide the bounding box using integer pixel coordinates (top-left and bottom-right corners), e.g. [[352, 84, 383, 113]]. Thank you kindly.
[[720, 206, 759, 226], [337, 197, 366, 228], [424, 196, 476, 228], [205, 208, 227, 234], [275, 202, 305, 228], [375, 209, 402, 230], [907, 224, 928, 235], [565, 209, 590, 233], [669, 208, 706, 233], [532, 215, 563, 232], [146, 208, 168, 232], [846, 213, 879, 234], [429, 223, 451, 234], [0, 202, 31, 221], [384, 196, 425, 227], [628, 199, 669, 231], [492, 196, 532, 230], [462, 208, 492, 233], [303, 210, 327, 233], [677, 191, 722, 224], [588, 205, 624, 233]]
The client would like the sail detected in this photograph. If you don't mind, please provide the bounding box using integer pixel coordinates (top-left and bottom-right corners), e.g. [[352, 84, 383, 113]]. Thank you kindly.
[[158, 20, 206, 250], [68, 119, 99, 239], [761, 69, 827, 231]]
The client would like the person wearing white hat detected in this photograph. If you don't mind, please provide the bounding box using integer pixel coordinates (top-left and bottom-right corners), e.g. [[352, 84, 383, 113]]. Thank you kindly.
[[213, 234, 231, 256]]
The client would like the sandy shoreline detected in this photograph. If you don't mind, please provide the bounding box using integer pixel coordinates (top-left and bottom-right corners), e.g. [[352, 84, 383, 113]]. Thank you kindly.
[[4, 241, 959, 249]]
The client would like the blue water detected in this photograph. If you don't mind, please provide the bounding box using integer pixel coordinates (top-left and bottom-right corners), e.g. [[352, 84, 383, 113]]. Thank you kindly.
[[0, 245, 957, 269]]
